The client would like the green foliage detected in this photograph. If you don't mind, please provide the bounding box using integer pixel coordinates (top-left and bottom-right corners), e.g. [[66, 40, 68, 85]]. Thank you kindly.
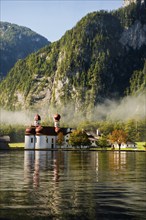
[[0, 117, 145, 144], [113, 3, 146, 28], [126, 60, 146, 95], [98, 135, 109, 148], [77, 118, 145, 142], [77, 121, 100, 130], [57, 132, 64, 147], [0, 124, 25, 142], [0, 21, 49, 78], [124, 119, 139, 142], [108, 129, 128, 144], [0, 4, 146, 111], [98, 121, 115, 136], [69, 130, 91, 147]]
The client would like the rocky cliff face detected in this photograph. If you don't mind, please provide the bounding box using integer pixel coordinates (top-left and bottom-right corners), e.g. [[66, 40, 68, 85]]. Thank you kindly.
[[120, 20, 146, 49], [123, 0, 144, 7]]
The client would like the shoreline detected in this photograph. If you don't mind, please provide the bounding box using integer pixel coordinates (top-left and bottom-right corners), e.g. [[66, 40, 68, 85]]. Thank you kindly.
[[0, 147, 145, 152], [0, 142, 145, 152]]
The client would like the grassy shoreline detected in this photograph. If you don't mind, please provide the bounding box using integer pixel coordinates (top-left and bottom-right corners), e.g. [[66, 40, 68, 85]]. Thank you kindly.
[[9, 143, 24, 148], [7, 142, 146, 151]]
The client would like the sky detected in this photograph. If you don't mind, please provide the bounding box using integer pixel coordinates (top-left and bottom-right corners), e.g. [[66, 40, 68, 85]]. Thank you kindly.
[[1, 0, 123, 42]]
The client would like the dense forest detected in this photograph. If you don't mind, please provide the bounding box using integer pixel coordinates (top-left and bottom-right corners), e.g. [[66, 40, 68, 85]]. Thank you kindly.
[[0, 3, 145, 112], [0, 2, 146, 142], [0, 22, 49, 79]]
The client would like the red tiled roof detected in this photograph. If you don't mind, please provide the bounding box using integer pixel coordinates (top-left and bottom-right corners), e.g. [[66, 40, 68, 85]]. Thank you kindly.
[[59, 128, 71, 135], [36, 126, 57, 135], [25, 126, 72, 136], [25, 126, 36, 135]]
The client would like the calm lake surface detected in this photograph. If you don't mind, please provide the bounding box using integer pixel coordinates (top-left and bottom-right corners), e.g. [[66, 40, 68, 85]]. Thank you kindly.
[[0, 150, 146, 220]]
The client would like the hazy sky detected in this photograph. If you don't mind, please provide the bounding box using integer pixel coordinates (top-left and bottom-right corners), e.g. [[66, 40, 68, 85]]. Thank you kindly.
[[1, 0, 123, 42]]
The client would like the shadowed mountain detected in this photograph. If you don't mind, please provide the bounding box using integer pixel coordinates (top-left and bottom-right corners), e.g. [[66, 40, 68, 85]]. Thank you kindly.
[[0, 3, 145, 114], [0, 21, 50, 79]]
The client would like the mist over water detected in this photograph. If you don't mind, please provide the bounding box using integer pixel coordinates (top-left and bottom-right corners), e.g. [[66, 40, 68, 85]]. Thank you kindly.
[[0, 94, 145, 125]]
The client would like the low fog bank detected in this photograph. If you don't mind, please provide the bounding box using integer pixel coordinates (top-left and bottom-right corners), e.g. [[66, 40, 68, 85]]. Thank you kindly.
[[60, 93, 146, 124], [94, 94, 146, 121], [0, 110, 35, 126], [0, 94, 145, 126]]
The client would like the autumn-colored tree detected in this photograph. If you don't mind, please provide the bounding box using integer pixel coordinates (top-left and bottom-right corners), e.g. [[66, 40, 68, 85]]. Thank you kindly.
[[69, 130, 91, 147], [57, 132, 64, 147], [108, 129, 128, 150]]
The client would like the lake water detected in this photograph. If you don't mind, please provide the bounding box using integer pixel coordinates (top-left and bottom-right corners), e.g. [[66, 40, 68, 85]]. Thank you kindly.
[[0, 150, 146, 220]]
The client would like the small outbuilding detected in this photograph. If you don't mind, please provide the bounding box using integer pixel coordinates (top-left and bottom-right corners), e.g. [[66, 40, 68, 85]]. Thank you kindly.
[[112, 142, 137, 149], [0, 136, 10, 150]]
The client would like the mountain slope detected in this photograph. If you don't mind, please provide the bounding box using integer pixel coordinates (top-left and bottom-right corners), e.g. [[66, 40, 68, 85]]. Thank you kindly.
[[0, 3, 146, 113], [0, 22, 50, 79]]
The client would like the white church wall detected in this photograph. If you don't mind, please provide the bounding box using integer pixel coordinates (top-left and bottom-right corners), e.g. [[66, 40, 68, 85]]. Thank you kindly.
[[25, 135, 35, 149], [64, 134, 70, 147], [35, 135, 47, 149], [35, 135, 57, 149], [48, 136, 57, 149]]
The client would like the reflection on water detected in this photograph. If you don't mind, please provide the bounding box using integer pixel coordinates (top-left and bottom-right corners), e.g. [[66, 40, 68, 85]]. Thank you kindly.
[[0, 151, 146, 220], [24, 151, 61, 188]]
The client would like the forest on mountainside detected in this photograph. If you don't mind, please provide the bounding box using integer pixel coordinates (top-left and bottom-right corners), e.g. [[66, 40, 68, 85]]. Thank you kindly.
[[0, 3, 145, 124], [0, 22, 49, 79]]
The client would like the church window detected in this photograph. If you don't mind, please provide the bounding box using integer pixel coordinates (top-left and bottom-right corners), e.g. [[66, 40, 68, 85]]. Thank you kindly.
[[51, 138, 54, 148]]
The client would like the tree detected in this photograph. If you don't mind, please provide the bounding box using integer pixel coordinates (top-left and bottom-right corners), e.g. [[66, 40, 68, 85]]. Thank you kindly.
[[57, 132, 64, 147], [98, 135, 109, 149], [69, 130, 91, 147], [124, 119, 138, 142], [108, 129, 128, 150]]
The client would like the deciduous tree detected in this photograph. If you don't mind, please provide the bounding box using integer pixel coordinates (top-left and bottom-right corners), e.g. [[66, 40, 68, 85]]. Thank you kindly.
[[108, 129, 128, 150], [57, 132, 64, 147], [69, 130, 91, 147]]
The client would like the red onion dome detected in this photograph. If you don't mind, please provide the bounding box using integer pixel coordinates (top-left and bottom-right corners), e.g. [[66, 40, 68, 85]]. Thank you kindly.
[[54, 114, 61, 121], [35, 126, 43, 134], [25, 127, 36, 135], [34, 114, 41, 121], [55, 127, 60, 133]]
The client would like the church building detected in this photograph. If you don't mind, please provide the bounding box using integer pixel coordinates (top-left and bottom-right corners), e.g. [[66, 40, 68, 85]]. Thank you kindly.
[[25, 114, 72, 150]]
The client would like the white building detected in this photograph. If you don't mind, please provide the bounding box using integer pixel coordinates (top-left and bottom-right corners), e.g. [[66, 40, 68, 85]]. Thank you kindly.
[[112, 142, 137, 149], [25, 114, 72, 150]]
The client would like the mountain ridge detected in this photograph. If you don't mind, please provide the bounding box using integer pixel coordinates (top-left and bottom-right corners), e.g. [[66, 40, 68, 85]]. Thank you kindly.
[[0, 21, 50, 79], [0, 3, 146, 116]]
